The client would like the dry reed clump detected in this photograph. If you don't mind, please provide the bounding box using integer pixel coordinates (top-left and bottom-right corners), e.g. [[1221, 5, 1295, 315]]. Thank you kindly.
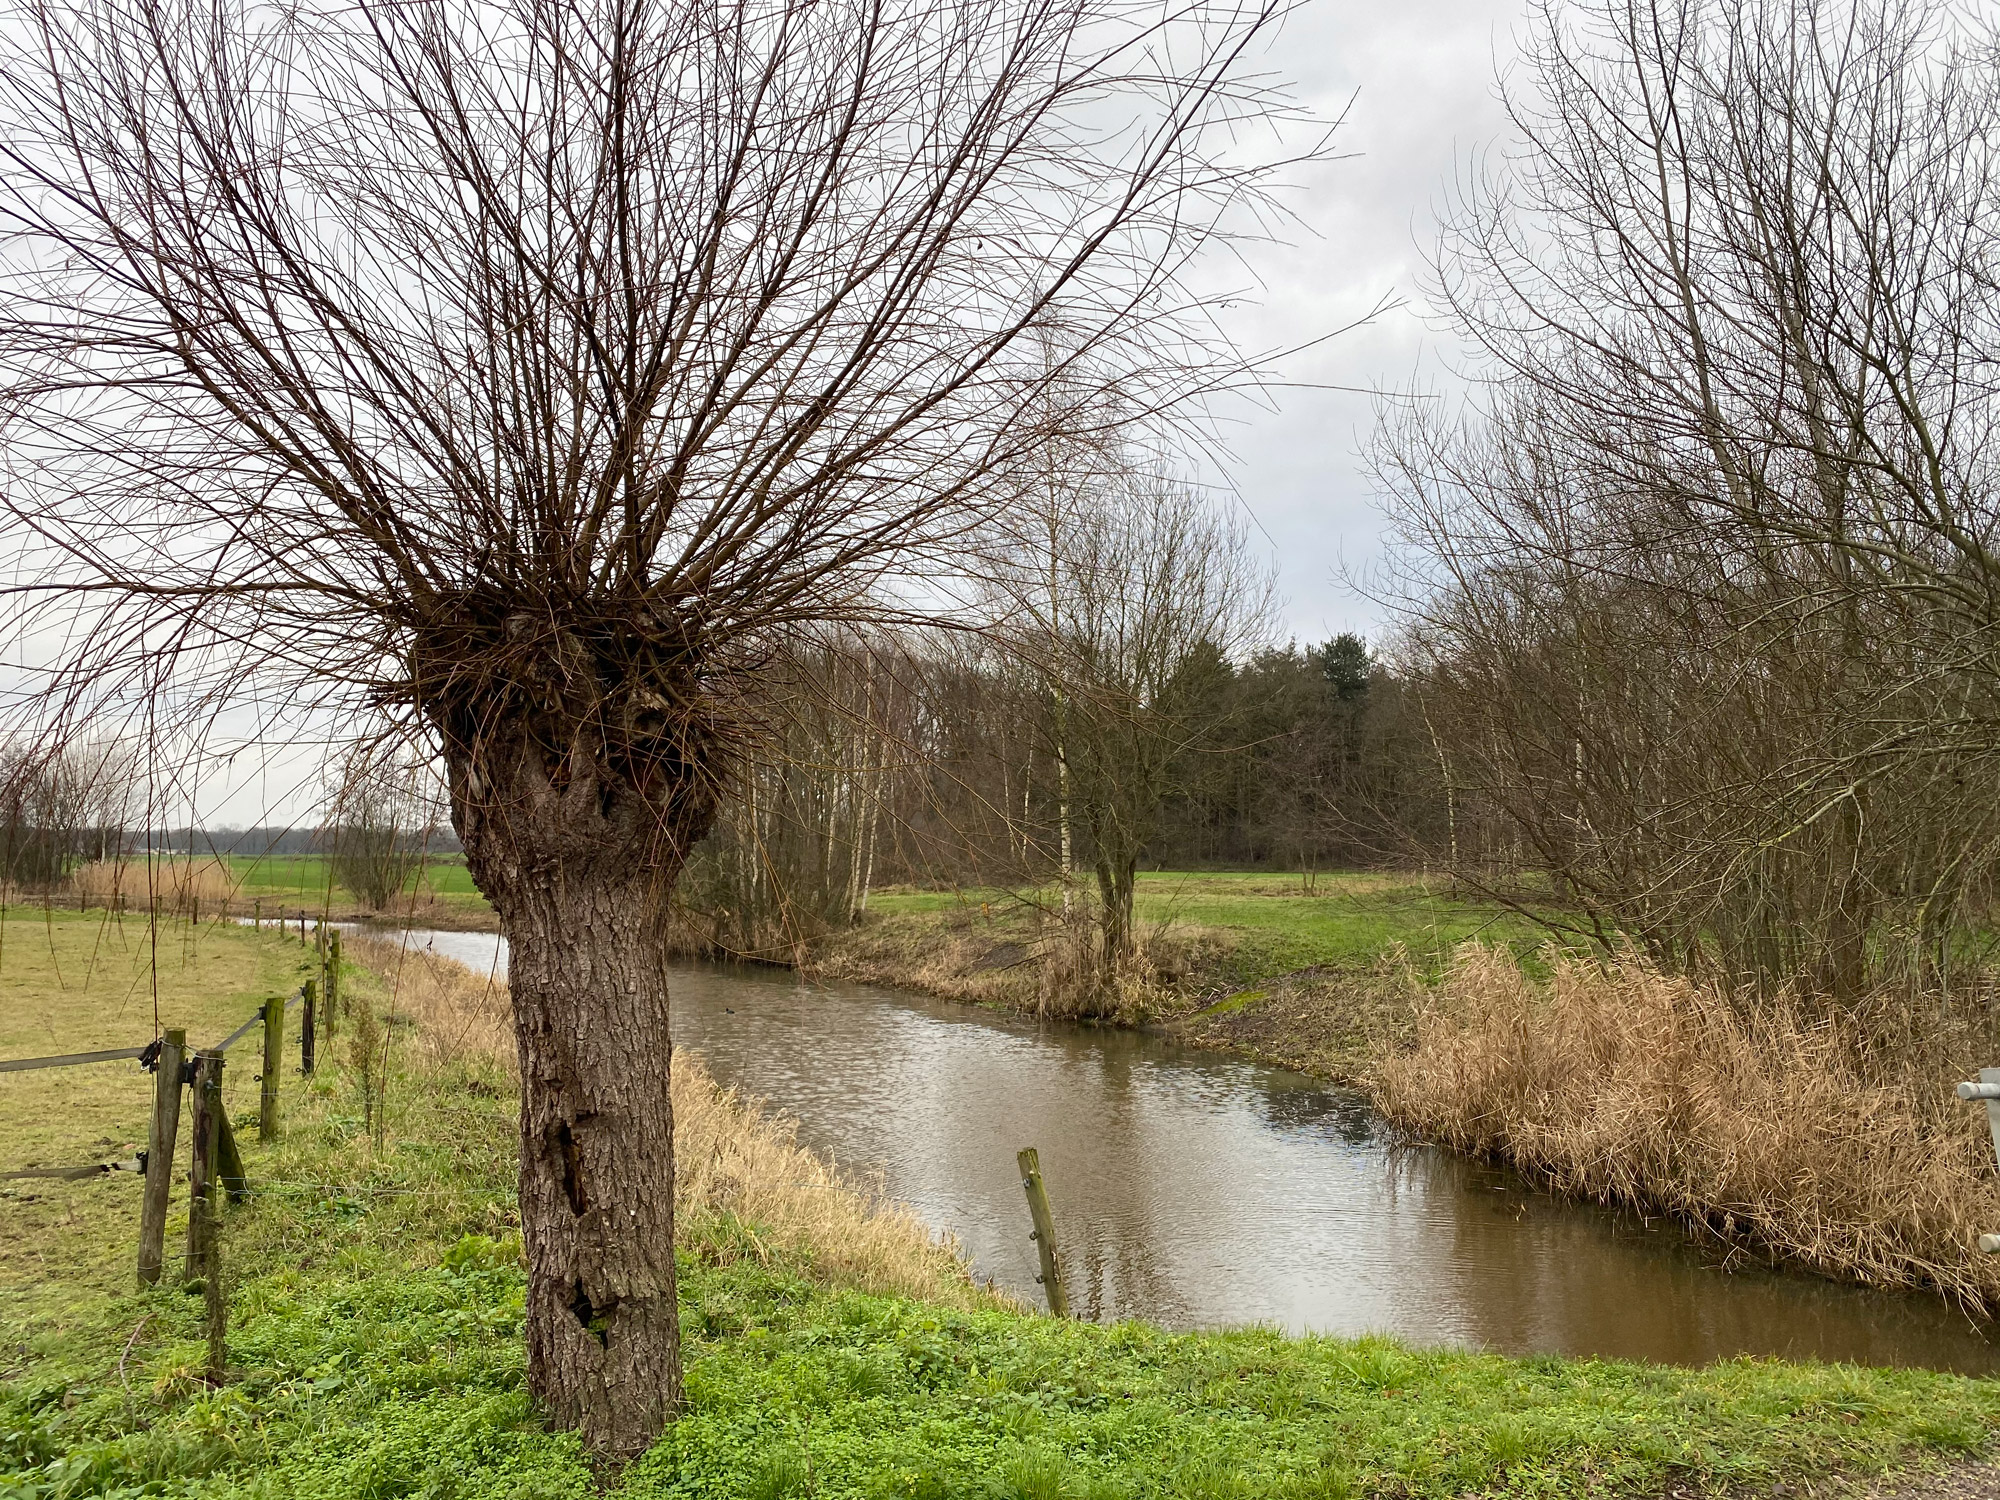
[[71, 856, 237, 912], [342, 933, 512, 1069], [1373, 944, 2000, 1311], [343, 935, 986, 1306], [807, 909, 1198, 1023]]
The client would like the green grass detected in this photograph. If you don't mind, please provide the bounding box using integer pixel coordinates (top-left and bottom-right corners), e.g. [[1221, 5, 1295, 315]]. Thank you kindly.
[[223, 853, 491, 918], [9, 920, 2000, 1499], [12, 1203, 2000, 1498], [868, 871, 1552, 984]]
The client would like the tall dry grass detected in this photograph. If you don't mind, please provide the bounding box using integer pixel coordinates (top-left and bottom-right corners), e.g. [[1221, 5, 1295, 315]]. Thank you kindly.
[[71, 856, 237, 912], [342, 933, 985, 1306], [1374, 945, 2000, 1310]]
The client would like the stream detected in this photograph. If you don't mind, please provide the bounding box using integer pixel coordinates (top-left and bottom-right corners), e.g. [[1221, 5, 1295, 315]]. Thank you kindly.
[[366, 925, 2000, 1373]]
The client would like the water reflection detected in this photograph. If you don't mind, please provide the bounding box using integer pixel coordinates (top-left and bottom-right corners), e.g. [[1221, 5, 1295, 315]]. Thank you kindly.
[[359, 929, 2000, 1372]]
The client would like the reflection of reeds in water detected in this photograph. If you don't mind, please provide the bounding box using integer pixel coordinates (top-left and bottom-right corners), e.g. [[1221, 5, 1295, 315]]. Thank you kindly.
[[72, 856, 237, 912], [1374, 944, 2000, 1312], [342, 933, 988, 1306]]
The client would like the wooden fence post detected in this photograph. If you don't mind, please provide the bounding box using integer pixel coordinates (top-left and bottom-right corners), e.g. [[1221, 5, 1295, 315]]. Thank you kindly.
[[301, 979, 318, 1074], [1016, 1146, 1070, 1317], [259, 996, 283, 1141], [253, 898, 261, 930], [185, 1050, 222, 1281], [325, 931, 341, 1041], [204, 1182, 227, 1385], [137, 1027, 186, 1286]]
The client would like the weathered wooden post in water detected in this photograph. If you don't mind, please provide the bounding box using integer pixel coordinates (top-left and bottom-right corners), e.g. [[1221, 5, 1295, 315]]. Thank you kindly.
[[1016, 1146, 1070, 1316], [259, 996, 283, 1140], [137, 1027, 187, 1286], [1957, 1067, 2000, 1253]]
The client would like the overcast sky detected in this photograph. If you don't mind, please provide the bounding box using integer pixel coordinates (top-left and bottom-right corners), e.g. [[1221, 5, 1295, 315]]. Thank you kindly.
[[1215, 0, 1524, 645]]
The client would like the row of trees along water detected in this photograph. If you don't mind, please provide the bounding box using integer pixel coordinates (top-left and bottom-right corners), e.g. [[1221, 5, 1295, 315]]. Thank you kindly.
[[693, 0, 2000, 1009]]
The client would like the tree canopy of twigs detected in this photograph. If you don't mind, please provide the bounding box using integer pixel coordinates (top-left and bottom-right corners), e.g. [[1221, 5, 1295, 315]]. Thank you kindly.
[[0, 0, 1326, 1457], [1377, 0, 2000, 995]]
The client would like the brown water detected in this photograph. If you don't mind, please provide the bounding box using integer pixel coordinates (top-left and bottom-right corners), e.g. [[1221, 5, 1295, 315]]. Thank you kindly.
[[386, 928, 2000, 1372]]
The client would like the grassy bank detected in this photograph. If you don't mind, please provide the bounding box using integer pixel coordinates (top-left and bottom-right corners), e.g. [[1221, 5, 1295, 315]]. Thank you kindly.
[[806, 872, 1543, 1079], [8, 914, 2000, 1496]]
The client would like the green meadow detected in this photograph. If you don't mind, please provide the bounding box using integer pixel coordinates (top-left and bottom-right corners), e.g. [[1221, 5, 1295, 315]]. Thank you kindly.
[[3, 916, 1996, 1500]]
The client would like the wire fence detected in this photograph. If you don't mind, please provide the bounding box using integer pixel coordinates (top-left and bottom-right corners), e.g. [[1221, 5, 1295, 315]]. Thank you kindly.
[[0, 989, 303, 1180]]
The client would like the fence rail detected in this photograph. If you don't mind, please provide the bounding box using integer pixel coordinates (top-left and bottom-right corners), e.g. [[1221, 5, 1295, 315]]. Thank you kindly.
[[1, 1160, 142, 1182], [0, 1046, 148, 1074], [4, 991, 305, 1202], [0, 989, 302, 1076]]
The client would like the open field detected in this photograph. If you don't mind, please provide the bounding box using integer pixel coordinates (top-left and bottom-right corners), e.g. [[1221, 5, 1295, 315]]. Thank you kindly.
[[219, 852, 493, 925], [867, 870, 1550, 981], [6, 918, 2000, 1496], [0, 909, 319, 1325]]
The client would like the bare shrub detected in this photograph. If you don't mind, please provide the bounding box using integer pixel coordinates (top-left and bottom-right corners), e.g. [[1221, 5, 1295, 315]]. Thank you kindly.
[[1374, 946, 2000, 1310], [324, 747, 434, 912]]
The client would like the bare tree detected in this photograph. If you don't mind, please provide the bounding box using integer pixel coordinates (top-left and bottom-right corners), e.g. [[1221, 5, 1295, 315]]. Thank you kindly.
[[0, 738, 136, 885], [0, 0, 1320, 1455], [1376, 0, 2000, 995], [325, 742, 435, 911], [996, 463, 1273, 988]]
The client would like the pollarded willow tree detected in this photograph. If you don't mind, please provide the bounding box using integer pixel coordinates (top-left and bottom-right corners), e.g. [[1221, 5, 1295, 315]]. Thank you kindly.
[[0, 0, 1319, 1458]]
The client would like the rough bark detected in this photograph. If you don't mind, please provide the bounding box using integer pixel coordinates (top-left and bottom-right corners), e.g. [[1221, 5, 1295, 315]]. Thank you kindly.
[[444, 715, 714, 1463]]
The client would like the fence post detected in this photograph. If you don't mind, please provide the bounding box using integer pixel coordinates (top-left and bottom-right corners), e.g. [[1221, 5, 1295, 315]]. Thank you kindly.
[[137, 1027, 187, 1286], [301, 979, 318, 1074], [253, 898, 261, 930], [325, 931, 341, 1041], [185, 1050, 222, 1281], [259, 996, 283, 1141], [1016, 1146, 1070, 1317], [204, 1181, 227, 1385]]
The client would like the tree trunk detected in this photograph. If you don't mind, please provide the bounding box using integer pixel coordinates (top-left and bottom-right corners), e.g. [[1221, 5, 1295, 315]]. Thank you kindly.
[[1095, 851, 1138, 976], [446, 722, 713, 1464]]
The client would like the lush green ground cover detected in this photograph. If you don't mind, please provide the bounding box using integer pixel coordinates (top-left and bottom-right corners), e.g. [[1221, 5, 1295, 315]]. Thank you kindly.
[[15, 1227, 2000, 1500], [868, 872, 1550, 984], [7, 919, 2000, 1499]]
